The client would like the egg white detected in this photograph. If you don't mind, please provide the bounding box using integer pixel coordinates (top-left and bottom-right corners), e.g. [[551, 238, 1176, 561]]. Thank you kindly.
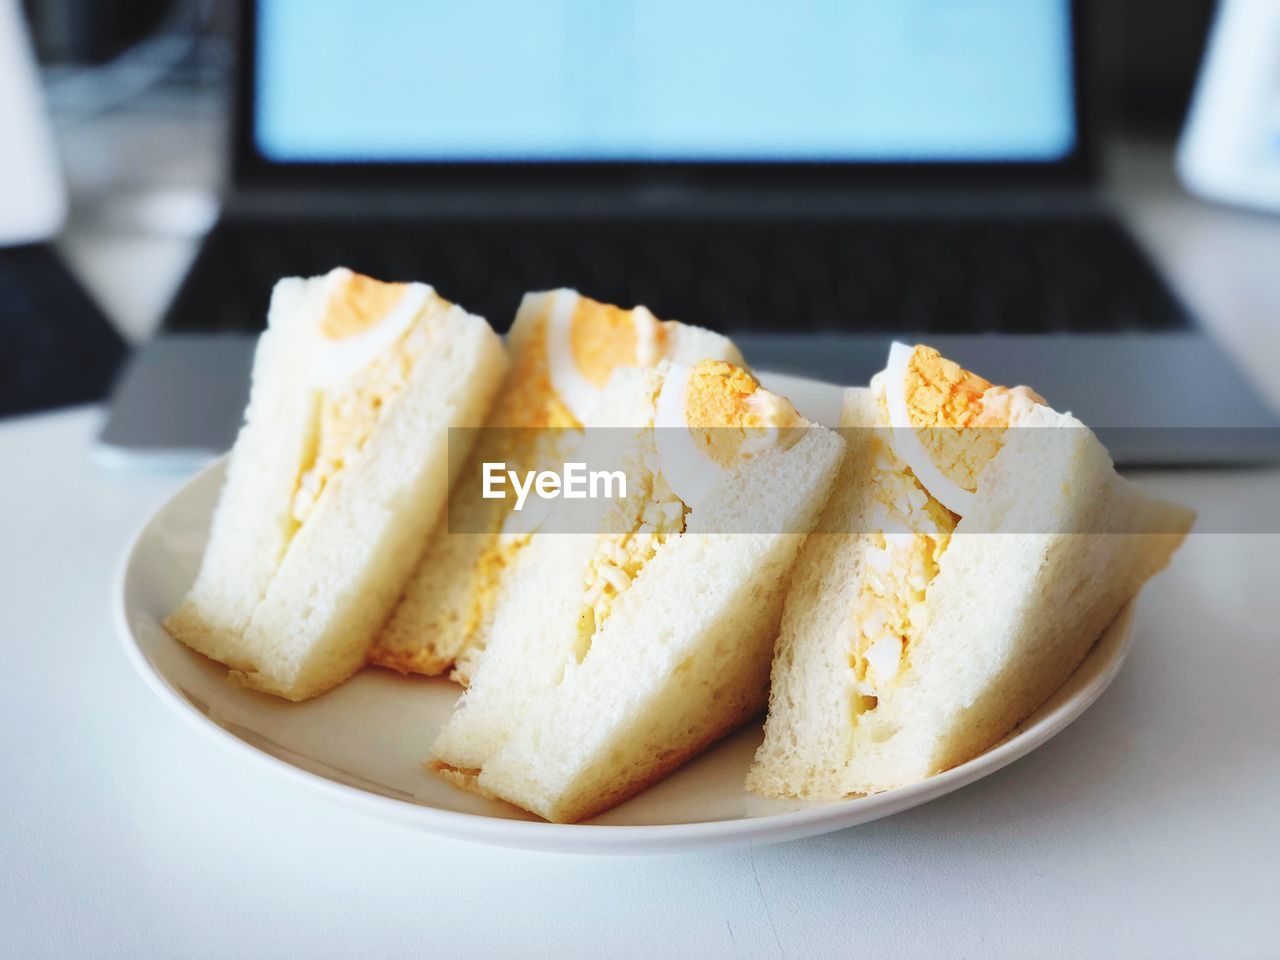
[[632, 305, 660, 366], [309, 279, 432, 389], [653, 362, 725, 514], [543, 289, 599, 423], [883, 341, 976, 517], [863, 634, 904, 689]]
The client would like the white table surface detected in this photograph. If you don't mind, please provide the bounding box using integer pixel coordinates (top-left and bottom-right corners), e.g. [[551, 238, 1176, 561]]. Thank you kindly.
[[4, 140, 1280, 958]]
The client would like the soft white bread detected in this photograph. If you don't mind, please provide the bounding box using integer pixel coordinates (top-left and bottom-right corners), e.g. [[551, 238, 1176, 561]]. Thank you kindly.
[[164, 279, 323, 668], [166, 270, 506, 701], [425, 373, 657, 773], [369, 290, 742, 684], [748, 387, 1194, 799], [430, 363, 846, 822], [365, 294, 552, 680]]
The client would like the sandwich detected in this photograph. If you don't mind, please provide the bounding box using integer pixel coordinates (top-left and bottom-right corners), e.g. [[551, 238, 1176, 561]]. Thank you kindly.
[[428, 358, 846, 823], [165, 268, 506, 701], [748, 343, 1194, 799], [368, 289, 740, 684]]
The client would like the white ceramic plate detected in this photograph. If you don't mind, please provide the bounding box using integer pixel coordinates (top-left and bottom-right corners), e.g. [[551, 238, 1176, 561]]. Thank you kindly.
[[114, 373, 1135, 855]]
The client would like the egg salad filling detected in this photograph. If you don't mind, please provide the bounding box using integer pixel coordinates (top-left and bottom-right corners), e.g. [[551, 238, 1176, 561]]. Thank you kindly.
[[463, 293, 686, 648], [291, 270, 441, 525], [846, 437, 956, 701], [577, 443, 688, 660], [575, 360, 803, 657], [487, 302, 577, 433], [848, 344, 1045, 708]]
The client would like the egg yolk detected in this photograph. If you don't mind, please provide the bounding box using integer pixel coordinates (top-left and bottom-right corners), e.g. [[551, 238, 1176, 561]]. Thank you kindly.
[[684, 359, 802, 465], [319, 273, 412, 340], [899, 345, 1044, 495], [291, 274, 440, 525], [570, 298, 662, 388]]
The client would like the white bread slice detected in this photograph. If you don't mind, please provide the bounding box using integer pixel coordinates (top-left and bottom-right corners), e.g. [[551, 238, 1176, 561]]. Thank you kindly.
[[163, 278, 324, 668], [748, 388, 1194, 799], [166, 271, 507, 701], [369, 290, 742, 684], [429, 364, 846, 822], [367, 291, 570, 682]]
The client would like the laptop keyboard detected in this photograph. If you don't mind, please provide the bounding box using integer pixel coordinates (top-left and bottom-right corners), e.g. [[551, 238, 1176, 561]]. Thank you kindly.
[[165, 214, 1192, 335]]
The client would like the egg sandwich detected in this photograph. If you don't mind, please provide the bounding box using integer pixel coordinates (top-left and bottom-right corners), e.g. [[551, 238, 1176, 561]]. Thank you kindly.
[[428, 358, 846, 823], [368, 289, 740, 684], [748, 343, 1194, 799], [165, 268, 506, 701]]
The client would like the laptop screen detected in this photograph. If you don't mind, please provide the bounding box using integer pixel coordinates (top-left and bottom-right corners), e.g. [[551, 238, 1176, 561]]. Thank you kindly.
[[252, 0, 1076, 166]]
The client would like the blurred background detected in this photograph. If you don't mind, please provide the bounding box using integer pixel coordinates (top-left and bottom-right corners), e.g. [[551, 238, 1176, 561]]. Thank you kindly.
[[5, 0, 1280, 450], [27, 0, 1219, 335], [25, 0, 228, 338]]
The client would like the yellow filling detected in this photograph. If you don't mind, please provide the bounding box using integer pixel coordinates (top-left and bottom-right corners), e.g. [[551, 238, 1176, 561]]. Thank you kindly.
[[578, 463, 688, 657], [575, 360, 799, 656], [899, 345, 1044, 494], [464, 529, 528, 639], [569, 298, 659, 388], [683, 359, 803, 465], [848, 436, 956, 702], [492, 310, 579, 431], [461, 310, 588, 642], [462, 298, 663, 647], [849, 346, 1041, 707], [318, 273, 411, 339], [291, 276, 438, 525]]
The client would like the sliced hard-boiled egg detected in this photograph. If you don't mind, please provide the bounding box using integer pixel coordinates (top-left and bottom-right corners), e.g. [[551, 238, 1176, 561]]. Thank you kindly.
[[545, 290, 663, 423], [654, 359, 803, 512], [310, 268, 433, 389], [653, 363, 708, 509], [882, 342, 1044, 516]]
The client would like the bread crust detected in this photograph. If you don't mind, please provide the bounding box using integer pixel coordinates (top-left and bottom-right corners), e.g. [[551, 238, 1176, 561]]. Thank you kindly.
[[749, 388, 1194, 799], [166, 276, 507, 701], [428, 367, 847, 823], [368, 292, 743, 682]]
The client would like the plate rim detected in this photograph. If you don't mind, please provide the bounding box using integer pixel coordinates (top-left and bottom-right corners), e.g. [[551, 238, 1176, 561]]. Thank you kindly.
[[114, 413, 1136, 856]]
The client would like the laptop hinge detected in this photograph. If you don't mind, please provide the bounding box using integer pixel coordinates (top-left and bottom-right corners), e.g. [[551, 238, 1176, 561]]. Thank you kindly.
[[221, 183, 1105, 222]]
